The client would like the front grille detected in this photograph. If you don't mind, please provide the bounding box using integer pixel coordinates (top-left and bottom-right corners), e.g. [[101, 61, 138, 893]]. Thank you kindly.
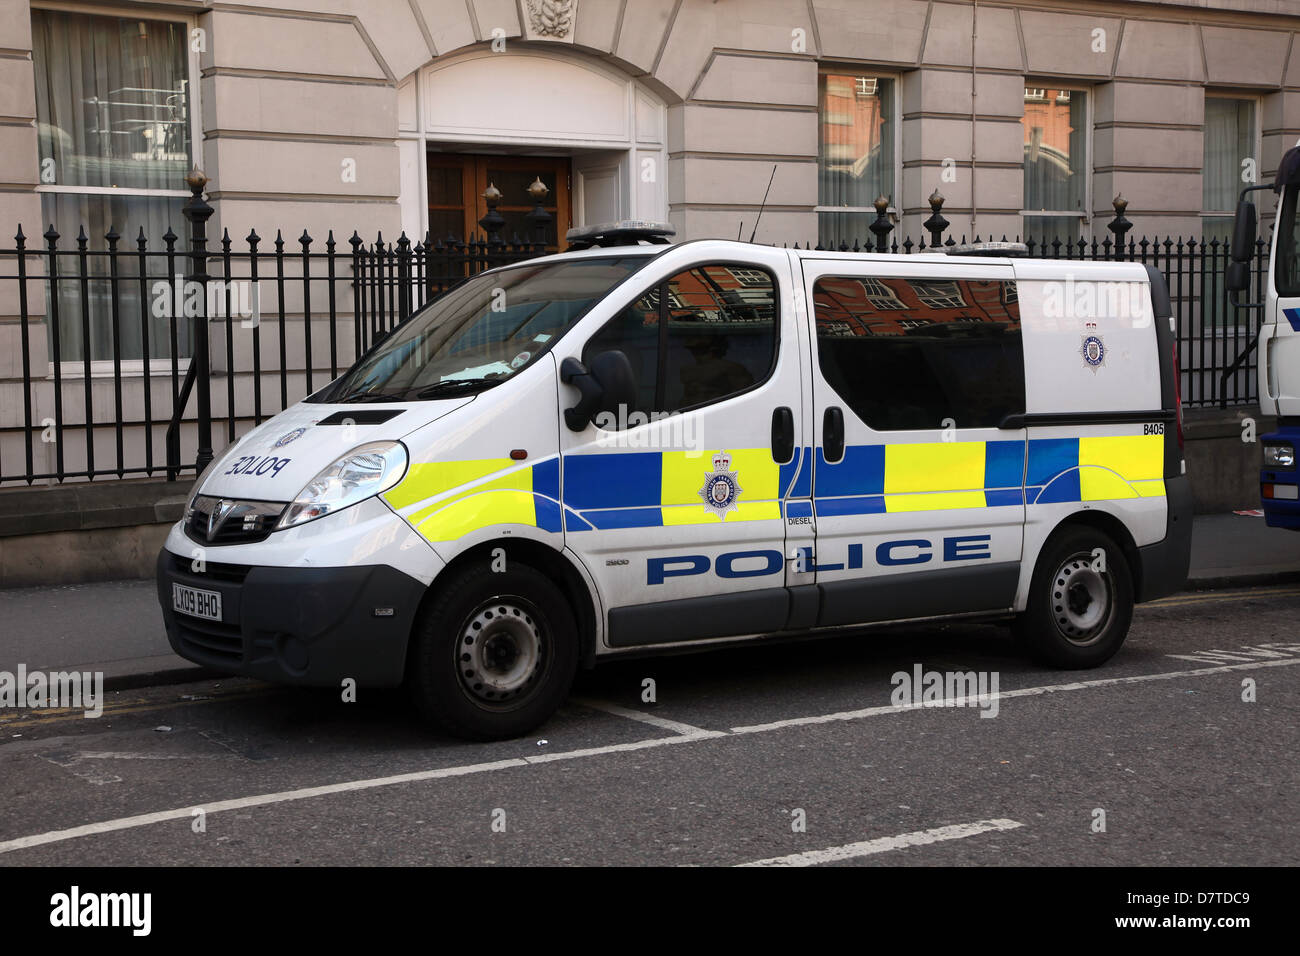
[[175, 615, 244, 663], [185, 495, 286, 546], [168, 553, 251, 584]]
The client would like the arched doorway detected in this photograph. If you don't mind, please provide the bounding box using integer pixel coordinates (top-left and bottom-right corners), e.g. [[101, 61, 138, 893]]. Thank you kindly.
[[395, 46, 668, 249]]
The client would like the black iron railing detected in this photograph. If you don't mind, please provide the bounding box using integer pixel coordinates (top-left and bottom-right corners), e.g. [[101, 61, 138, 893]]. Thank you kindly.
[[0, 179, 1275, 486]]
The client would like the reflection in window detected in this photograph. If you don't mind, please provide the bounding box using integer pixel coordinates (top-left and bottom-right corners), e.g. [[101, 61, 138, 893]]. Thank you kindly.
[[33, 9, 193, 363], [813, 276, 1024, 431], [818, 74, 896, 249], [1023, 87, 1087, 241], [584, 265, 778, 423]]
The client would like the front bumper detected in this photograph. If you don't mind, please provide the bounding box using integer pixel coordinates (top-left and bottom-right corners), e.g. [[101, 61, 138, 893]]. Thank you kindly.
[[1260, 429, 1300, 530], [156, 549, 426, 686]]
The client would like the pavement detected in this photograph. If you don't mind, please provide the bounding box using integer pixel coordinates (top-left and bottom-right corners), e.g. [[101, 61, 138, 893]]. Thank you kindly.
[[0, 512, 1295, 691]]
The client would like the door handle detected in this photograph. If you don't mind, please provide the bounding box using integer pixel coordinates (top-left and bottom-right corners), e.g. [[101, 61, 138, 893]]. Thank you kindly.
[[771, 406, 794, 463], [823, 406, 845, 464]]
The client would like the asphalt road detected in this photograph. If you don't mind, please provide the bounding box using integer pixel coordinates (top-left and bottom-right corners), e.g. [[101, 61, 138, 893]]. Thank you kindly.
[[0, 584, 1297, 867]]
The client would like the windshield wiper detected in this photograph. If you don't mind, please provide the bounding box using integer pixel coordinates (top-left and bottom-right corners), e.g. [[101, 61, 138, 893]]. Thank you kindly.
[[337, 391, 404, 403], [413, 377, 502, 399]]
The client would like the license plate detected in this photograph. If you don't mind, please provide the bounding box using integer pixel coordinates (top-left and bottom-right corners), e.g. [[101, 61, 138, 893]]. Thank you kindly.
[[172, 583, 222, 621], [1273, 484, 1299, 500]]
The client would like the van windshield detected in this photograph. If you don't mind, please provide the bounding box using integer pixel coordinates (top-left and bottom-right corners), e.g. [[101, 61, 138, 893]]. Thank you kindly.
[[314, 256, 650, 403]]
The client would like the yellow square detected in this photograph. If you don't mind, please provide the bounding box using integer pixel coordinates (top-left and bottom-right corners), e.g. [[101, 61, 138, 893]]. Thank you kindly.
[[884, 442, 985, 495]]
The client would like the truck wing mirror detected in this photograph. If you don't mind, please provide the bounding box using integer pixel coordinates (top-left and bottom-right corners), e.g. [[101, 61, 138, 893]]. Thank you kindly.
[[1225, 184, 1272, 300], [560, 350, 637, 431]]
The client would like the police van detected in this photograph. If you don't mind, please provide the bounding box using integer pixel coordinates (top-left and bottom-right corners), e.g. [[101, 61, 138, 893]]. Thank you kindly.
[[157, 224, 1192, 739]]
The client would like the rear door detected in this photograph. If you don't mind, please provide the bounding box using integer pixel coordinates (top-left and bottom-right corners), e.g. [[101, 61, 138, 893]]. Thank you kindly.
[[800, 258, 1028, 626]]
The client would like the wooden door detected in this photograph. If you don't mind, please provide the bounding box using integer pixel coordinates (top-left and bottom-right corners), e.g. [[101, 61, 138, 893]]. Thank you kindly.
[[426, 153, 571, 251]]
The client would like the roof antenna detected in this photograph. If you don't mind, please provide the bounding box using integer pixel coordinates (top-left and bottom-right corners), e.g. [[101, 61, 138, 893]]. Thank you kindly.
[[737, 220, 744, 241], [748, 165, 777, 243]]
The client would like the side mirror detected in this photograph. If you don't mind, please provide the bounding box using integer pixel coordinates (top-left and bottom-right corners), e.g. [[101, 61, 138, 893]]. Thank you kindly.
[[560, 350, 637, 431], [1226, 196, 1258, 293]]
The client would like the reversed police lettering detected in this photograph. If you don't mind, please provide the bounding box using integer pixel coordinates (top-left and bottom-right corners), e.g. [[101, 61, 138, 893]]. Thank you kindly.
[[223, 454, 290, 478]]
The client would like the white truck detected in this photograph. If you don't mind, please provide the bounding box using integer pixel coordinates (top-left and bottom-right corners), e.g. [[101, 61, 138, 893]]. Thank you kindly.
[[1226, 144, 1300, 528]]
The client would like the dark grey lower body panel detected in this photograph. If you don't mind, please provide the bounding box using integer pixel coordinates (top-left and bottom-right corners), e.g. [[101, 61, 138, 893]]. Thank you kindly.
[[607, 563, 1020, 648], [608, 587, 790, 647], [1135, 473, 1193, 602], [818, 562, 1021, 627]]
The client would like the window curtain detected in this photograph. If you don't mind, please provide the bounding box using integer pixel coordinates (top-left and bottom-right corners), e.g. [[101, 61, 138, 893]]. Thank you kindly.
[[1023, 90, 1086, 214], [818, 76, 895, 248], [1204, 97, 1254, 213], [32, 9, 190, 191], [32, 10, 191, 362]]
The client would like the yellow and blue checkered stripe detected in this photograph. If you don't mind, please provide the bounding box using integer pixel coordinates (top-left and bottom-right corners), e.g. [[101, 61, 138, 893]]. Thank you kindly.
[[384, 434, 1165, 542], [807, 436, 1164, 517], [562, 448, 783, 530]]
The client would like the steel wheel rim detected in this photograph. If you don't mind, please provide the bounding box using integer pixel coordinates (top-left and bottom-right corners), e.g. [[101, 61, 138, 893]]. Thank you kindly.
[[456, 597, 546, 706], [1051, 551, 1112, 646]]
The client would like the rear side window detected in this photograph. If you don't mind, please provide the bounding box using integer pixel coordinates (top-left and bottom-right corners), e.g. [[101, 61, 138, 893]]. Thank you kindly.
[[584, 263, 778, 424], [813, 276, 1024, 431]]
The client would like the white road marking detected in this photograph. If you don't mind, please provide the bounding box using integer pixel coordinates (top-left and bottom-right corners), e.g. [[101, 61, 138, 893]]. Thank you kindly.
[[737, 819, 1025, 867], [728, 656, 1300, 734], [2, 655, 1296, 856], [570, 697, 724, 737]]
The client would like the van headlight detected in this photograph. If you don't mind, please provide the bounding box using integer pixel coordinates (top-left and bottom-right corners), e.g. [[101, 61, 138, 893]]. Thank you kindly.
[[278, 441, 408, 529], [1263, 443, 1295, 469]]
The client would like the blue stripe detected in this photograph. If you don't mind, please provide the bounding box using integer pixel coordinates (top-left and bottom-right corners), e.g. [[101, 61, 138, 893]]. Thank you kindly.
[[532, 457, 560, 501], [534, 496, 563, 532], [564, 452, 661, 509], [1027, 438, 1078, 487], [563, 508, 594, 532], [786, 500, 813, 519], [1035, 470, 1081, 504], [1284, 307, 1300, 331], [792, 446, 813, 498], [984, 488, 1024, 507], [816, 445, 885, 497], [581, 507, 663, 529], [985, 440, 1025, 489], [816, 495, 886, 517], [781, 446, 813, 500]]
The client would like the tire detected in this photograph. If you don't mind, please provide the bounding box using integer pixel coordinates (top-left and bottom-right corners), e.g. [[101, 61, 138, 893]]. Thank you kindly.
[[407, 561, 578, 740], [1013, 526, 1134, 669]]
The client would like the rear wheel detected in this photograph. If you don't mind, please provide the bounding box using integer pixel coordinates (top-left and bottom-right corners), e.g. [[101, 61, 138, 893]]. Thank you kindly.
[[407, 561, 578, 740], [1014, 526, 1133, 668]]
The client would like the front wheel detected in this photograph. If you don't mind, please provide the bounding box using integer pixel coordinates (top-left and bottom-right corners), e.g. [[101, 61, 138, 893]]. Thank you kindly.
[[407, 562, 578, 740], [1014, 527, 1134, 668]]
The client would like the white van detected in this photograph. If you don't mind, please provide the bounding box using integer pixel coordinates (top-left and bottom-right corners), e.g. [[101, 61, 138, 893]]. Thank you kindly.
[[157, 226, 1192, 739]]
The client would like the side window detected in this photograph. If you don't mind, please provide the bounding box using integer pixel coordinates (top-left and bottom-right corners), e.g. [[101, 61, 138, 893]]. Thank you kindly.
[[583, 264, 778, 426], [813, 276, 1024, 431]]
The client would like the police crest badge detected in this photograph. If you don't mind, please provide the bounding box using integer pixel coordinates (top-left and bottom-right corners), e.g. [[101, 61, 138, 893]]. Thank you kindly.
[[1079, 327, 1106, 373], [699, 451, 743, 520]]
